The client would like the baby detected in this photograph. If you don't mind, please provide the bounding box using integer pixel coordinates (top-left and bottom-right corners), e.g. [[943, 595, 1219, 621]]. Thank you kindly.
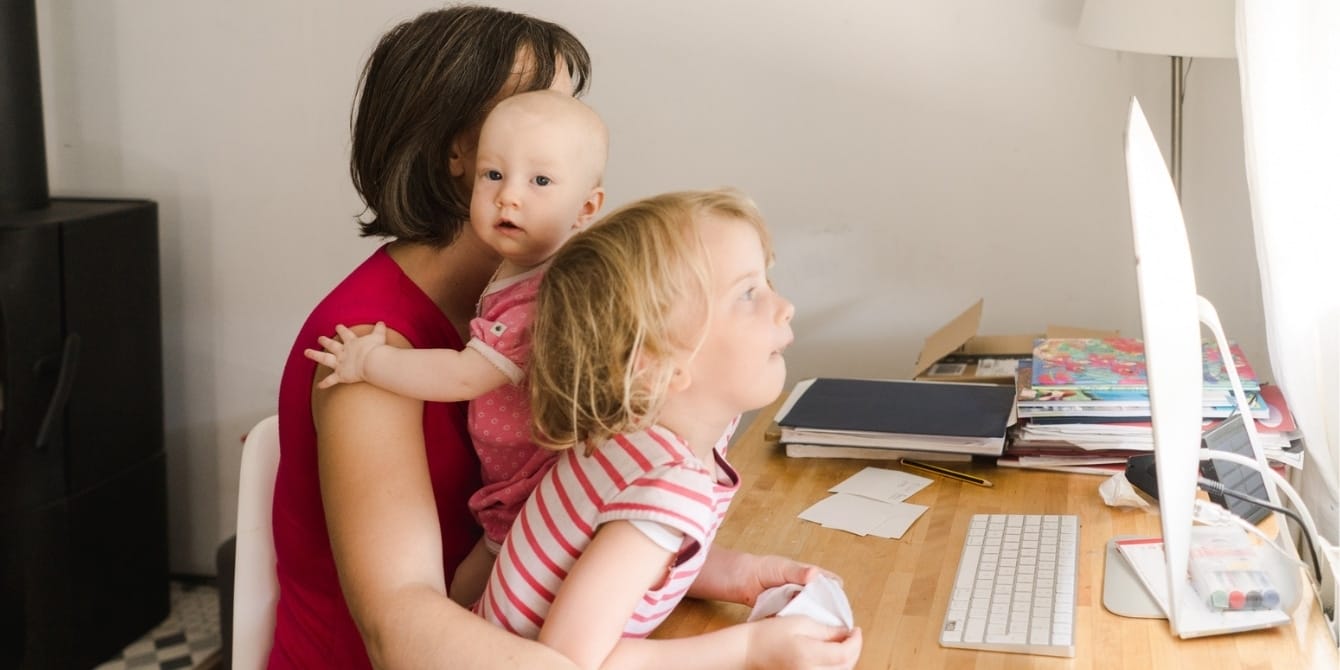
[[305, 89, 607, 604]]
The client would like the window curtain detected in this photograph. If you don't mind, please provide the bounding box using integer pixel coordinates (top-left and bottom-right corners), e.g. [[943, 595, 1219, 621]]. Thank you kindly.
[[1235, 0, 1339, 546]]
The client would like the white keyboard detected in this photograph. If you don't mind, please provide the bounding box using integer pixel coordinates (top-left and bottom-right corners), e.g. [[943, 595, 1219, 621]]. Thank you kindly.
[[939, 514, 1079, 658]]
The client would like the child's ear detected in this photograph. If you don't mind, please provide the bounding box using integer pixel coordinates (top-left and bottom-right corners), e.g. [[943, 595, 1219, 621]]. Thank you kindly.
[[632, 348, 692, 394], [667, 364, 692, 393], [574, 187, 606, 229]]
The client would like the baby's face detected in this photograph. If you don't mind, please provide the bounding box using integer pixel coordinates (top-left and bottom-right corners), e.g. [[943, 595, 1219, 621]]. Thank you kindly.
[[450, 52, 577, 205], [469, 98, 604, 268]]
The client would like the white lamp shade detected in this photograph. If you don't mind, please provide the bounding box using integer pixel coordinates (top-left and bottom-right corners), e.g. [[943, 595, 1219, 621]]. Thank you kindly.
[[1078, 0, 1236, 59]]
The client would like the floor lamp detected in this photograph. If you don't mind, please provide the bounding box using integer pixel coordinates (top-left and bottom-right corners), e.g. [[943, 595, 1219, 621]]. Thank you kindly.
[[1078, 0, 1236, 198]]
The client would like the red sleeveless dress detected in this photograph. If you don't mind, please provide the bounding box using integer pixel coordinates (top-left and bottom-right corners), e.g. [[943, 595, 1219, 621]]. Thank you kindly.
[[268, 245, 482, 668]]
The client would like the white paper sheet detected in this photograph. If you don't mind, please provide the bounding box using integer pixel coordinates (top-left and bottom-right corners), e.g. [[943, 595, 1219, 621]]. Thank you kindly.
[[798, 493, 894, 536], [867, 502, 929, 539], [799, 493, 929, 539], [746, 573, 855, 631], [828, 466, 932, 503]]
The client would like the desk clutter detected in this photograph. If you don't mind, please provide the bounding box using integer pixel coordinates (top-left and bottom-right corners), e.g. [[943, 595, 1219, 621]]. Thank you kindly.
[[771, 336, 1302, 476], [1005, 337, 1302, 475]]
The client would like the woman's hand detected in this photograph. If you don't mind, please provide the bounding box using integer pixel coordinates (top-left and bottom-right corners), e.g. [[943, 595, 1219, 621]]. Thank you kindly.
[[744, 616, 862, 670], [691, 547, 841, 606]]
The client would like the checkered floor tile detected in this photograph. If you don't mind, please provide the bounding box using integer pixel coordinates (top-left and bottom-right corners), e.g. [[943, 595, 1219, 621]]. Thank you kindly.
[[94, 581, 221, 670]]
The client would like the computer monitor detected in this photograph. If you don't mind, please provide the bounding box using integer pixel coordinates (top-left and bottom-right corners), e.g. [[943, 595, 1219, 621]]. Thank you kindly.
[[1124, 97, 1206, 637], [1124, 98, 1298, 638]]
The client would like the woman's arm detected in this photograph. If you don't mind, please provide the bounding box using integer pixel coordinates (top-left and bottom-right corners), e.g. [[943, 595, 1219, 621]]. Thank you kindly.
[[538, 522, 860, 670], [307, 321, 510, 401], [314, 324, 577, 669]]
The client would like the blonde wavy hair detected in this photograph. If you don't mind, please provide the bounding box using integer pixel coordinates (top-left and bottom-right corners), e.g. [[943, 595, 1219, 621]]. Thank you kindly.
[[529, 188, 773, 450]]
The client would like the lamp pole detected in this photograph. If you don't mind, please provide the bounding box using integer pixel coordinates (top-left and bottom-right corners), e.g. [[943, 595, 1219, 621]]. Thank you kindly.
[[1170, 56, 1186, 198]]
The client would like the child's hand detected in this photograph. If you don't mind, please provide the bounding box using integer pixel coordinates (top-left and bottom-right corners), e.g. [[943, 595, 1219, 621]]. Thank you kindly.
[[702, 550, 841, 607], [742, 555, 841, 606], [304, 322, 389, 389], [745, 617, 862, 670]]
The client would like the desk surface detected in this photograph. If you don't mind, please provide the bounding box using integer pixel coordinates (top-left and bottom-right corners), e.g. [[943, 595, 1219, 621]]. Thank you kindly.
[[652, 399, 1337, 669]]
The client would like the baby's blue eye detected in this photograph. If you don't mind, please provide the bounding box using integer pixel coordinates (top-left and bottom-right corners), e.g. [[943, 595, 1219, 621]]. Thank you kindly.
[[534, 175, 552, 186], [486, 170, 502, 181], [742, 287, 757, 301]]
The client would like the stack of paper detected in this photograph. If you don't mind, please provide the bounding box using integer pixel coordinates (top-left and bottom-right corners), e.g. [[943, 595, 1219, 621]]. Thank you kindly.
[[1005, 361, 1303, 474], [776, 378, 1017, 458]]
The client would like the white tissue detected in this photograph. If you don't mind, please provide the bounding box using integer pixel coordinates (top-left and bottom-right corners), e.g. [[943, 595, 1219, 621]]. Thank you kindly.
[[746, 573, 854, 631], [1099, 472, 1151, 509]]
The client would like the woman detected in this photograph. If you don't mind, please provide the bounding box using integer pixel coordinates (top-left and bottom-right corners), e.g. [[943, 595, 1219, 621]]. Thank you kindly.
[[269, 7, 590, 667]]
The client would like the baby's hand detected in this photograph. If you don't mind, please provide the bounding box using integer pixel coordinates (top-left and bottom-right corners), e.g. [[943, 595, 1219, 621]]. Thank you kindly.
[[303, 322, 388, 389]]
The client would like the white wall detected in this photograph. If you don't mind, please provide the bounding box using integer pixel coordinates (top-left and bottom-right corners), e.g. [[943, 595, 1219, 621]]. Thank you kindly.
[[36, 0, 1265, 575]]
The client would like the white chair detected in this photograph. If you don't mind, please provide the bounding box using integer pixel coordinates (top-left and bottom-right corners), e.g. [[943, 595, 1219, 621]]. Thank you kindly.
[[233, 414, 281, 669]]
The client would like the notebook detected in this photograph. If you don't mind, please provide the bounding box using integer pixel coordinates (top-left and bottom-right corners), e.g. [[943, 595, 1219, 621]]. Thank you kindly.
[[775, 378, 1017, 457], [783, 442, 972, 462]]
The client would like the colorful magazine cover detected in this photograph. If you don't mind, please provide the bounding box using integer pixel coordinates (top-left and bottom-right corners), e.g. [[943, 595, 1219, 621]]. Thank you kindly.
[[1030, 338, 1260, 397], [1015, 357, 1271, 420]]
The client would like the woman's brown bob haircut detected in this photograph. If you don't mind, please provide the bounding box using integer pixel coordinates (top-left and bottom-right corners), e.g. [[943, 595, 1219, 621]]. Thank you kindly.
[[351, 5, 591, 245]]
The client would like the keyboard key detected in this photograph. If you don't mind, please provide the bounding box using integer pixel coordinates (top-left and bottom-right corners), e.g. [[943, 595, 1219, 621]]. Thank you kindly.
[[987, 631, 1027, 645], [965, 617, 987, 643]]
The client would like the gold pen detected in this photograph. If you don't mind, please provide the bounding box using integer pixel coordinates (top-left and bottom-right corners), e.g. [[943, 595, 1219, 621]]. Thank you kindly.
[[900, 458, 994, 488]]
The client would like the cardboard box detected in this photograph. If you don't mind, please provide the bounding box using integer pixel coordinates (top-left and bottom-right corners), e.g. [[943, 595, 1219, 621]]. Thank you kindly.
[[911, 299, 1117, 384]]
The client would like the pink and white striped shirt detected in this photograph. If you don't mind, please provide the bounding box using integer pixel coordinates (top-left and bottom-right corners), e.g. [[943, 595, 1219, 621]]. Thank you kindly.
[[475, 424, 740, 638]]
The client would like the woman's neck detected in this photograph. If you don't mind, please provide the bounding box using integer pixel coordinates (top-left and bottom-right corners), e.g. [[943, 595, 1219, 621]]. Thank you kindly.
[[387, 233, 500, 338]]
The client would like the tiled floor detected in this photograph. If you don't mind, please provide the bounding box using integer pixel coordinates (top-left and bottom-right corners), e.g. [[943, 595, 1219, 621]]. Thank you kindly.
[[94, 580, 222, 670]]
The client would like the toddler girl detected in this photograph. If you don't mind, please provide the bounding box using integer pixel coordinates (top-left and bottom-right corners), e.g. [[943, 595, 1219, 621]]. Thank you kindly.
[[478, 189, 863, 669]]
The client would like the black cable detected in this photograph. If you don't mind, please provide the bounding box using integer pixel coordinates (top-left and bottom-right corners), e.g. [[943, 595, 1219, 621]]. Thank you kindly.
[[1198, 477, 1323, 584]]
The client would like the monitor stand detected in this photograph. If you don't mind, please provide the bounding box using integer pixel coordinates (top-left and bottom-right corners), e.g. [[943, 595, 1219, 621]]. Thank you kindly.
[[1102, 533, 1305, 622], [1103, 536, 1164, 618]]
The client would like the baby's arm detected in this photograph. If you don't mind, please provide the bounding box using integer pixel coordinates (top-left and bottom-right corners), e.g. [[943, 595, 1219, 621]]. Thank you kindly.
[[304, 322, 509, 402], [538, 522, 860, 670], [448, 538, 496, 606]]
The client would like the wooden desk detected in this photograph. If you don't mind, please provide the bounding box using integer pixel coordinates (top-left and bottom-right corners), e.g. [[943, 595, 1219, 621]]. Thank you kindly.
[[653, 400, 1338, 669]]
